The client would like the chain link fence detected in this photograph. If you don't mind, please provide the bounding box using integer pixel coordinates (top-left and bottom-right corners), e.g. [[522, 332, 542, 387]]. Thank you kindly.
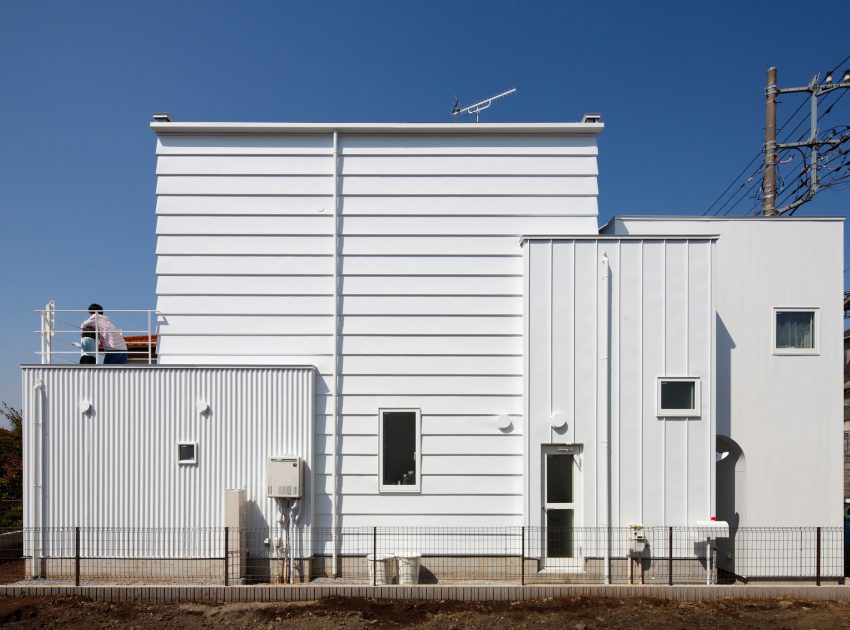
[[0, 526, 843, 586]]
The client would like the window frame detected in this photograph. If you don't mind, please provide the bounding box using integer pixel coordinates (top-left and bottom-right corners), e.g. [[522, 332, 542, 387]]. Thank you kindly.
[[656, 377, 701, 417], [177, 442, 198, 465], [772, 307, 819, 356], [378, 408, 421, 494]]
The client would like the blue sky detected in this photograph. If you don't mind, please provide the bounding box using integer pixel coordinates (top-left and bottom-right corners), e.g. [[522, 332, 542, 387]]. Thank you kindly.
[[1, 0, 849, 411]]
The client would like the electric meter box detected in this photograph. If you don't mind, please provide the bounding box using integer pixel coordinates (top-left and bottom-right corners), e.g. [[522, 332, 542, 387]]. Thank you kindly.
[[267, 456, 303, 498]]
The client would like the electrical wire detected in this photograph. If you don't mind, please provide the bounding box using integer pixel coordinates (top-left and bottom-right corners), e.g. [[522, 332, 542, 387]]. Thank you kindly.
[[704, 53, 850, 216], [704, 88, 813, 216]]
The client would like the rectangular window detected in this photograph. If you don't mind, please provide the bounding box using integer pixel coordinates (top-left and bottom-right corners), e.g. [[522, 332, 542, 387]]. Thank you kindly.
[[774, 308, 818, 354], [177, 442, 197, 465], [657, 377, 700, 417], [379, 409, 420, 493]]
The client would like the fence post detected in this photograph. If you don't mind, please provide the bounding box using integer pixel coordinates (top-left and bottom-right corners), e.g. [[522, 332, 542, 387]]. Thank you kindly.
[[372, 527, 377, 587], [74, 527, 80, 587], [668, 527, 673, 586], [223, 526, 229, 587], [520, 526, 525, 586], [816, 526, 821, 586]]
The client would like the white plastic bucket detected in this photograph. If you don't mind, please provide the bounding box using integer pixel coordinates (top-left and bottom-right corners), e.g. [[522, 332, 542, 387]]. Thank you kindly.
[[366, 553, 396, 584], [396, 553, 421, 585]]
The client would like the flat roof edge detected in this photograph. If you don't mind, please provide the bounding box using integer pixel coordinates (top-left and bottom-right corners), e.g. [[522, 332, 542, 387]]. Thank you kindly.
[[610, 215, 844, 222], [521, 234, 720, 243], [150, 122, 604, 135], [21, 364, 319, 371]]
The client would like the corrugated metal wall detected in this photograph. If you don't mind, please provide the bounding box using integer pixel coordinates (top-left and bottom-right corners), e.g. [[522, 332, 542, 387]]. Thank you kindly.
[[22, 366, 315, 548]]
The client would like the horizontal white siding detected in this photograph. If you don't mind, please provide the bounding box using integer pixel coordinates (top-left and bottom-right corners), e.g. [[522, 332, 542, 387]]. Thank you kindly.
[[154, 130, 599, 527], [155, 195, 597, 215]]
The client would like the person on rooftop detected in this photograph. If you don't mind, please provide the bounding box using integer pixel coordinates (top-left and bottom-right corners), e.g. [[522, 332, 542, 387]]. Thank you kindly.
[[76, 325, 97, 365], [81, 303, 128, 364]]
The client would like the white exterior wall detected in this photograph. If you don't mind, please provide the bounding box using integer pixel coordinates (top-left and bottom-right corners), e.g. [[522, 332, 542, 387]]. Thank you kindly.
[[525, 237, 716, 529], [153, 125, 601, 528], [22, 365, 315, 553], [605, 217, 844, 528]]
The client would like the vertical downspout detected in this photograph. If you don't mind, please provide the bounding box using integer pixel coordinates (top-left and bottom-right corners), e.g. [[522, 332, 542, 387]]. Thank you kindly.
[[31, 378, 44, 578], [331, 130, 340, 577], [599, 254, 611, 584]]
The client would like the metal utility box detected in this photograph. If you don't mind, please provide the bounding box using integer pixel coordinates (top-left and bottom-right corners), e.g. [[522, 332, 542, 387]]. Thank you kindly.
[[267, 457, 303, 498]]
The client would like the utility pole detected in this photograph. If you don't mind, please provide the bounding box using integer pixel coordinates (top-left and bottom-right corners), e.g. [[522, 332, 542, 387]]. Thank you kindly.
[[763, 67, 778, 215], [762, 66, 850, 216]]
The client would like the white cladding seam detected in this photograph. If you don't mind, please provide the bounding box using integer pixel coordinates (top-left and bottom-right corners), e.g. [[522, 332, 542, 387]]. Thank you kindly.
[[605, 217, 843, 529], [524, 238, 715, 529], [29, 378, 44, 577], [152, 128, 600, 527], [599, 253, 611, 583], [21, 366, 315, 553], [331, 129, 340, 577]]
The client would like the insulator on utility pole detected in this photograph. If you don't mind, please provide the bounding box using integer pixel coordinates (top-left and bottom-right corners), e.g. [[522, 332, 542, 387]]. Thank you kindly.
[[763, 67, 778, 216]]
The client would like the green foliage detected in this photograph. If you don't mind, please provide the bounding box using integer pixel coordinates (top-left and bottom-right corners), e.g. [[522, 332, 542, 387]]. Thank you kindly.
[[0, 403, 22, 528]]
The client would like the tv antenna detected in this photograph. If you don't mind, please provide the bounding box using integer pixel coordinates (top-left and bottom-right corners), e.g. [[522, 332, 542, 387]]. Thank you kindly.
[[451, 88, 517, 122]]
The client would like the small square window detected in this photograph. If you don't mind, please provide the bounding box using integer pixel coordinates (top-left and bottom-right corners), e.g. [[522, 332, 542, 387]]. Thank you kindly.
[[774, 308, 818, 355], [379, 409, 420, 493], [178, 442, 197, 465], [657, 378, 700, 417]]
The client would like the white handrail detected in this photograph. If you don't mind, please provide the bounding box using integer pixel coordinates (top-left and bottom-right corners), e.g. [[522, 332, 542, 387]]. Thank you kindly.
[[35, 303, 159, 365]]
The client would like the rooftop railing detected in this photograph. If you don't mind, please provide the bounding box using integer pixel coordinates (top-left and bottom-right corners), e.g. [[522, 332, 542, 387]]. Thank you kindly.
[[36, 301, 159, 365]]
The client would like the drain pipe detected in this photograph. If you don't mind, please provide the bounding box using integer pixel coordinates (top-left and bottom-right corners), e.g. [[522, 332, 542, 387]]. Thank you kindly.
[[330, 129, 340, 577], [31, 378, 45, 578], [598, 254, 611, 584]]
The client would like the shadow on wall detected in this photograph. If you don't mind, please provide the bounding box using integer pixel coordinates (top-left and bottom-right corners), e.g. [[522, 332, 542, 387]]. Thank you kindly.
[[715, 315, 735, 437], [716, 434, 746, 579]]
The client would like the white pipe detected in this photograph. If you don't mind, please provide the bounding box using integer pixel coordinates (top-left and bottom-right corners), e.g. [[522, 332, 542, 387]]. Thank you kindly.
[[599, 254, 611, 584], [31, 378, 44, 578], [288, 500, 297, 584], [330, 129, 340, 577]]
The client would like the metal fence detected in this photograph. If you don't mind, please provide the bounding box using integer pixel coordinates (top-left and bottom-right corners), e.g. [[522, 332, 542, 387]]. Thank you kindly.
[[0, 526, 844, 586], [35, 302, 158, 365]]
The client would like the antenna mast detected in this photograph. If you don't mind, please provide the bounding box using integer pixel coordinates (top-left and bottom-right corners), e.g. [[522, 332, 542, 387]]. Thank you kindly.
[[451, 88, 517, 122]]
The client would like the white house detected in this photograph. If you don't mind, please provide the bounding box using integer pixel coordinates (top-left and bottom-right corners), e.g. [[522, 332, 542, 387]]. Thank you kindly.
[[21, 119, 843, 581]]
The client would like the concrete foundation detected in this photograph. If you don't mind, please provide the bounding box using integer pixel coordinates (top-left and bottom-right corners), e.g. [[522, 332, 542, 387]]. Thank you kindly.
[[21, 553, 841, 585], [3, 583, 850, 603]]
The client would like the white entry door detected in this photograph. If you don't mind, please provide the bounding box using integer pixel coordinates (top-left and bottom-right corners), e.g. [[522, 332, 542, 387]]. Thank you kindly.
[[543, 445, 581, 568]]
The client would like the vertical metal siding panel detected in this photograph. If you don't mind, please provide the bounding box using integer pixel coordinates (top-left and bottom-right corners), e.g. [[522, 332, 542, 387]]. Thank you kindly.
[[526, 241, 549, 529], [616, 242, 642, 525], [551, 241, 575, 445], [664, 242, 688, 525], [607, 241, 621, 527], [23, 366, 314, 556], [686, 241, 712, 523], [573, 241, 597, 525], [641, 243, 665, 525]]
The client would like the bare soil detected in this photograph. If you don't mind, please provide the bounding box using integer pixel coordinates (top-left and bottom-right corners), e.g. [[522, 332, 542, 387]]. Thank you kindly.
[[1, 595, 850, 629]]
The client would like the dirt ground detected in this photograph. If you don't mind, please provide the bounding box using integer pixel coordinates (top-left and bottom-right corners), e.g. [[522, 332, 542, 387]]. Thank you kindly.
[[1, 595, 850, 629]]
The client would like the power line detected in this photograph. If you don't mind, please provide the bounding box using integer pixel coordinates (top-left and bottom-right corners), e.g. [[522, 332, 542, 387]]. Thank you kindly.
[[704, 53, 850, 216], [704, 89, 815, 216]]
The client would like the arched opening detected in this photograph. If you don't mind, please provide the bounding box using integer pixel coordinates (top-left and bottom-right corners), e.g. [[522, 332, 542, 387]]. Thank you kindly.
[[716, 434, 746, 530], [716, 435, 746, 581]]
